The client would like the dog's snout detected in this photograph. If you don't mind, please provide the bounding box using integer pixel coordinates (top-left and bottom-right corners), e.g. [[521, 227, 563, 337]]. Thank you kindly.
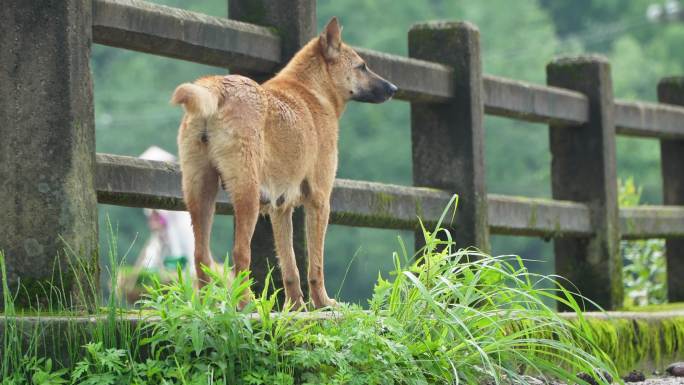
[[351, 77, 398, 103]]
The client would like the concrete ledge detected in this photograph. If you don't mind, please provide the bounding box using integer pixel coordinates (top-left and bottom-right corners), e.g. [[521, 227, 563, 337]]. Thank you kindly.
[[620, 206, 684, 239], [98, 154, 589, 234], [2, 309, 682, 373], [483, 75, 589, 126], [96, 153, 452, 229], [615, 100, 684, 140], [97, 153, 233, 215], [96, 154, 684, 239], [488, 194, 593, 237], [330, 179, 453, 229]]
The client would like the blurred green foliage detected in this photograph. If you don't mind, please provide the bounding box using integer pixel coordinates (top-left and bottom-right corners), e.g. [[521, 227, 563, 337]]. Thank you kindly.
[[619, 178, 667, 307], [94, 0, 683, 304]]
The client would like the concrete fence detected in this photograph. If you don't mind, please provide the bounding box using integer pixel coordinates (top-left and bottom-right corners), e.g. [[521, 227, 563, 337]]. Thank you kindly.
[[2, 0, 684, 310]]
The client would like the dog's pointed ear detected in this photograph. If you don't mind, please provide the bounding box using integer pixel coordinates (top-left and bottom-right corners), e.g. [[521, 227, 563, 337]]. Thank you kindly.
[[319, 17, 342, 61]]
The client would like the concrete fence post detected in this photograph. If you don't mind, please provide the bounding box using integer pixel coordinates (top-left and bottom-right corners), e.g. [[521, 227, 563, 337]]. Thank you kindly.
[[408, 22, 490, 253], [0, 0, 98, 309], [228, 0, 315, 300], [547, 56, 622, 310], [658, 77, 684, 302]]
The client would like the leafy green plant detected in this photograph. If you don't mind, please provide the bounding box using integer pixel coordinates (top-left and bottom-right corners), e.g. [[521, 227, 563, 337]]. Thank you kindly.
[[71, 343, 130, 385], [2, 198, 619, 384], [619, 177, 667, 307], [0, 357, 68, 385]]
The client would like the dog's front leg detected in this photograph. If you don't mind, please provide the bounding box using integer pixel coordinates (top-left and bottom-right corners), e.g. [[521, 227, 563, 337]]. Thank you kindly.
[[304, 200, 337, 308], [270, 206, 305, 309]]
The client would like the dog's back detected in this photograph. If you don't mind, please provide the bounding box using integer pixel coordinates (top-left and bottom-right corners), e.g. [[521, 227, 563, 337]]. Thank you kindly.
[[173, 73, 317, 209]]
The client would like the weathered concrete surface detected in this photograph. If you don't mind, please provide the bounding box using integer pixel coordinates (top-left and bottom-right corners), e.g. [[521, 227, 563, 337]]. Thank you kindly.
[[620, 206, 684, 239], [547, 56, 622, 310], [92, 0, 281, 72], [615, 99, 684, 140], [487, 195, 593, 238], [483, 75, 589, 126], [0, 0, 98, 308], [98, 154, 684, 241], [409, 21, 490, 252], [95, 154, 455, 230], [330, 179, 454, 229], [96, 153, 233, 215], [228, 0, 315, 299], [659, 77, 684, 302]]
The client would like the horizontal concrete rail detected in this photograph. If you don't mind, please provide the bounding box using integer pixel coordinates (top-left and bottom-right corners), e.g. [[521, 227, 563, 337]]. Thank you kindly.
[[97, 155, 684, 239], [482, 75, 590, 126], [97, 154, 598, 237], [329, 179, 453, 229], [95, 153, 454, 229], [620, 205, 684, 239], [97, 153, 233, 213], [615, 100, 684, 140], [487, 194, 593, 237], [92, 0, 282, 72]]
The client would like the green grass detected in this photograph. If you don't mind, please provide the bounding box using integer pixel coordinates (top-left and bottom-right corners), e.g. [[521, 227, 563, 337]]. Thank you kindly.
[[1, 198, 620, 384]]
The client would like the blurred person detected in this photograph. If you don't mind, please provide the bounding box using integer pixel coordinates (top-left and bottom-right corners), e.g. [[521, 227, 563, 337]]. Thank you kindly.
[[117, 146, 197, 304]]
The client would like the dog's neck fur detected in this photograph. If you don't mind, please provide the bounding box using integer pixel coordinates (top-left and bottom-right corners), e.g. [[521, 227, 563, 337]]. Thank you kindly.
[[266, 38, 346, 118]]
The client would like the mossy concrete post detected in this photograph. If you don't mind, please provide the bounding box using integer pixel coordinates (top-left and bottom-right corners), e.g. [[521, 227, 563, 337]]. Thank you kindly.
[[0, 0, 98, 309], [547, 56, 622, 310], [408, 22, 490, 253], [228, 0, 314, 299], [658, 77, 684, 302]]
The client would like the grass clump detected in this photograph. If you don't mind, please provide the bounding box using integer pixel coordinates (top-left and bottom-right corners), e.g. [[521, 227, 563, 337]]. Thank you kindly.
[[1, 198, 619, 384]]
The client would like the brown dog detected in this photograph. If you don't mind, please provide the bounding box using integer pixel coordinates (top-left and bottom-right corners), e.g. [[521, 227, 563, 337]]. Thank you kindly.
[[171, 17, 397, 309]]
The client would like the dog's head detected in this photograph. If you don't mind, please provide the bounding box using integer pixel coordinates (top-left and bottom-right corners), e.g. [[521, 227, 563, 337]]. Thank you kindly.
[[319, 17, 398, 104]]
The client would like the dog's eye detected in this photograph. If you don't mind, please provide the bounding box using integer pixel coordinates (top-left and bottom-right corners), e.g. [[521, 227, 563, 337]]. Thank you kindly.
[[356, 63, 367, 71]]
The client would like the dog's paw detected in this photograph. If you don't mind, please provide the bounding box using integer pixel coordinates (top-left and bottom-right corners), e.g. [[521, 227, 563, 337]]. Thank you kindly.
[[285, 297, 307, 312], [313, 297, 339, 310]]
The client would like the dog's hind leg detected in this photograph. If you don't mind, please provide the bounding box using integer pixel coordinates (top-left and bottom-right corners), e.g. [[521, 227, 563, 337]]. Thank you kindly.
[[214, 157, 260, 307], [270, 206, 305, 309], [181, 153, 219, 286]]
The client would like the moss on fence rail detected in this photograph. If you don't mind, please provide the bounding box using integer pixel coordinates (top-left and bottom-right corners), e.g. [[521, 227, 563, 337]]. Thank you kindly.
[[582, 314, 684, 373]]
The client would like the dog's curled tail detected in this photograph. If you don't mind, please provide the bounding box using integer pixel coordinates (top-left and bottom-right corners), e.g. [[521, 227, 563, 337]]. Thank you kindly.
[[171, 83, 218, 117]]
